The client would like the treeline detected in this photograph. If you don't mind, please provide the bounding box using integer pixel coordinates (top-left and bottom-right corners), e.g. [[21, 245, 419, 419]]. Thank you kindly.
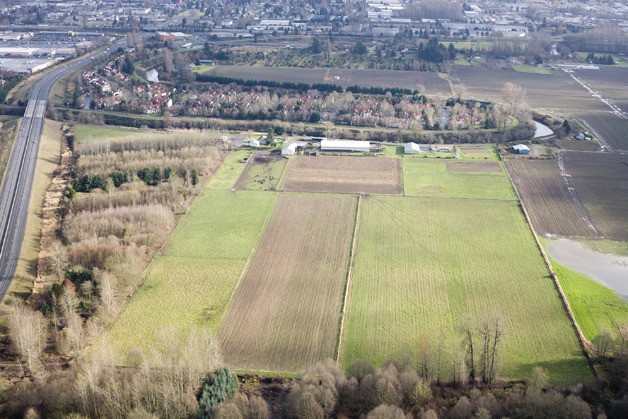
[[585, 52, 615, 65], [563, 28, 628, 54], [269, 359, 593, 419], [55, 110, 534, 145], [196, 74, 420, 96], [195, 74, 343, 93]]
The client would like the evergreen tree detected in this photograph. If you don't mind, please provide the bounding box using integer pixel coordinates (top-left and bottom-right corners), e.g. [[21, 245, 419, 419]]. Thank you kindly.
[[198, 367, 238, 419]]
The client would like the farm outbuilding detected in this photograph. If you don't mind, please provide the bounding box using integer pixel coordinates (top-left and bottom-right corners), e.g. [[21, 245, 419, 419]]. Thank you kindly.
[[321, 139, 371, 153], [246, 139, 261, 148], [281, 141, 307, 156], [511, 144, 531, 154], [404, 142, 422, 154]]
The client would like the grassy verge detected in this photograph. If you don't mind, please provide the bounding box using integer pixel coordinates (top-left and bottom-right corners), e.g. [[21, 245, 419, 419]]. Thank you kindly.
[[0, 118, 19, 187], [74, 124, 150, 143], [551, 258, 628, 341], [0, 120, 62, 309]]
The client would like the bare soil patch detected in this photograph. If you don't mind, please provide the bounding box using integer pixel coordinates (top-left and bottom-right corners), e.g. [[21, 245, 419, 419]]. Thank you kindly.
[[281, 155, 401, 195], [219, 194, 357, 372], [211, 65, 452, 96], [563, 151, 628, 240], [446, 161, 501, 173], [505, 159, 600, 238], [459, 145, 491, 154]]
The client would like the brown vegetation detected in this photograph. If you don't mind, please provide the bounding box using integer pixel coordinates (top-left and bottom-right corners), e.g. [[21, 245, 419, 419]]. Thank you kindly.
[[505, 158, 600, 238], [281, 155, 402, 195], [220, 194, 357, 371]]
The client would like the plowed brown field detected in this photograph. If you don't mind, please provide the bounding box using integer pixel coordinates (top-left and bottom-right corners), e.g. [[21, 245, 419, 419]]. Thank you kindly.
[[281, 155, 402, 194], [564, 151, 628, 240], [219, 193, 357, 372], [505, 158, 600, 238]]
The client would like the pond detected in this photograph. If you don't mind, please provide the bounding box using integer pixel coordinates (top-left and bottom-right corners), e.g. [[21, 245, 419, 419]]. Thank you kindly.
[[533, 121, 554, 138], [546, 238, 628, 299]]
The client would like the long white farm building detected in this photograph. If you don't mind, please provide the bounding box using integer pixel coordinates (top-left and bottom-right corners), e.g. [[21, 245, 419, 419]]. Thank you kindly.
[[321, 139, 371, 153]]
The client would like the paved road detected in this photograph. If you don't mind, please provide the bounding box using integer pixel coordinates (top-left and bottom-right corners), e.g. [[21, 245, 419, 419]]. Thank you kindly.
[[0, 46, 118, 302]]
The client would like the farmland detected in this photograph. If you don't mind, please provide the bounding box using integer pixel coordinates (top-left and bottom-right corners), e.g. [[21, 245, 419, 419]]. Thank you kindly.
[[219, 194, 357, 372], [105, 190, 277, 357], [281, 155, 402, 195], [563, 152, 628, 240], [572, 67, 628, 113], [208, 65, 453, 97], [451, 66, 606, 111], [404, 158, 516, 200], [342, 195, 589, 383], [505, 158, 600, 238], [234, 154, 288, 191], [100, 146, 593, 384], [553, 260, 628, 342], [572, 111, 628, 150]]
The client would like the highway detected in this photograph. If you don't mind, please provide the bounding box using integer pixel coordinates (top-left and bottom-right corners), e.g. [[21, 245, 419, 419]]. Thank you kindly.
[[0, 46, 117, 303]]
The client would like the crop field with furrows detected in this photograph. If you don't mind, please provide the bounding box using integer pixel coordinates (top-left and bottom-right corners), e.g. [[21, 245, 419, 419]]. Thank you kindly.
[[219, 193, 357, 372], [233, 154, 288, 191], [505, 159, 600, 238], [563, 152, 628, 240], [342, 195, 590, 384], [452, 66, 607, 111], [404, 158, 516, 200], [209, 65, 453, 96], [281, 155, 402, 195], [105, 190, 277, 358], [572, 111, 628, 150], [572, 67, 628, 112]]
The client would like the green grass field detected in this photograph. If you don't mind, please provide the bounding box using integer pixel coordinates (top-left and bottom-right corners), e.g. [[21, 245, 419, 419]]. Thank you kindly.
[[403, 158, 516, 200], [552, 260, 628, 341], [207, 149, 253, 190], [104, 189, 277, 358], [512, 64, 551, 75], [342, 196, 590, 384], [75, 124, 148, 143], [237, 157, 288, 191]]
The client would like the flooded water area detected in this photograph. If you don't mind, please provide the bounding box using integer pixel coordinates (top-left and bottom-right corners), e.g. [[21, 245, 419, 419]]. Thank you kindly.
[[546, 238, 628, 299], [533, 121, 554, 138]]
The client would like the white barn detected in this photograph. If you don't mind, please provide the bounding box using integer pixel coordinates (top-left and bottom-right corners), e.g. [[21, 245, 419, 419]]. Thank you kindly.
[[404, 142, 422, 154], [321, 139, 371, 153]]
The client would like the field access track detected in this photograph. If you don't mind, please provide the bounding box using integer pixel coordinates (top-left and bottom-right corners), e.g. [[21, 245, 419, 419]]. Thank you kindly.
[[219, 193, 357, 372], [281, 155, 402, 195]]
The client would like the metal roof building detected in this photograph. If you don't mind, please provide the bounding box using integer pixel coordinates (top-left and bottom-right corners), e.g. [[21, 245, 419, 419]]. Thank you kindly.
[[511, 144, 531, 154], [404, 142, 422, 154], [321, 139, 371, 153]]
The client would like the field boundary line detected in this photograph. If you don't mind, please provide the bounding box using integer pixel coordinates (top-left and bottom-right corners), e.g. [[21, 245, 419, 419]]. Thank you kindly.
[[232, 150, 256, 190], [502, 159, 596, 377], [275, 155, 293, 191], [274, 155, 290, 191], [335, 194, 361, 363], [216, 191, 278, 337], [399, 156, 405, 196]]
